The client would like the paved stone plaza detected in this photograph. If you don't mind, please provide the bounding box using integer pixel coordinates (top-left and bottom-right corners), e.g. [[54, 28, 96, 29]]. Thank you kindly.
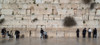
[[0, 38, 100, 45]]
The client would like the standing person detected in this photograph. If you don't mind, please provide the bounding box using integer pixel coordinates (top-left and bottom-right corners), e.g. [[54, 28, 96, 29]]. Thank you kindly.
[[88, 28, 92, 38], [29, 30, 31, 37], [6, 31, 11, 38], [93, 28, 97, 38], [40, 28, 44, 38], [1, 28, 6, 38], [15, 30, 20, 39], [10, 30, 13, 38], [82, 28, 87, 38], [76, 28, 80, 38]]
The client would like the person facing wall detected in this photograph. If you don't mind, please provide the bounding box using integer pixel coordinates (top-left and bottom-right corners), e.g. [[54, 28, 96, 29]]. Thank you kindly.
[[93, 28, 97, 38], [88, 28, 92, 38], [40, 28, 44, 38], [82, 28, 87, 38], [76, 28, 80, 38], [1, 28, 6, 38], [15, 30, 20, 39]]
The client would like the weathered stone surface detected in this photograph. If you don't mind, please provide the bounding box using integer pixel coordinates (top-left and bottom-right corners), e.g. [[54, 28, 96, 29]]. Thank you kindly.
[[96, 10, 100, 16], [0, 0, 100, 38], [1, 9, 13, 15], [0, 4, 2, 9], [95, 0, 100, 3]]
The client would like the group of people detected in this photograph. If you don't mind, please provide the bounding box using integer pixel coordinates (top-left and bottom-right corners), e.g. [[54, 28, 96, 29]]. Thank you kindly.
[[1, 27, 98, 39], [1, 28, 20, 39], [40, 28, 48, 39], [76, 28, 97, 38]]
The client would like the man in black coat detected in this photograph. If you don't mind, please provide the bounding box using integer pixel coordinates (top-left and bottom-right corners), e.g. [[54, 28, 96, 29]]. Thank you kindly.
[[40, 28, 44, 38], [82, 28, 86, 38], [76, 28, 80, 38], [93, 28, 97, 38], [1, 28, 6, 38], [15, 30, 20, 39]]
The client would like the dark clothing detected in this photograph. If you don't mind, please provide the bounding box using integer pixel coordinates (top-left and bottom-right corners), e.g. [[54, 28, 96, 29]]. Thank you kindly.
[[15, 30, 20, 39], [15, 35, 20, 38], [76, 29, 79, 38], [7, 31, 13, 38], [40, 30, 44, 34], [1, 28, 6, 38], [93, 29, 97, 38], [44, 35, 48, 39], [1, 28, 6, 35], [40, 29, 44, 38], [88, 32, 91, 38], [82, 29, 86, 38]]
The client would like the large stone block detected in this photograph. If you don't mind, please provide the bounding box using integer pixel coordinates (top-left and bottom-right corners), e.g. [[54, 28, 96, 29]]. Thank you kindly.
[[57, 9, 67, 15], [82, 15, 89, 20], [16, 0, 26, 3], [54, 15, 61, 20], [36, 0, 42, 4], [1, 9, 13, 15], [2, 4, 10, 9], [60, 0, 70, 3], [74, 16, 83, 20], [89, 15, 95, 20], [71, 0, 81, 3], [67, 9, 74, 15], [48, 31, 57, 38], [9, 0, 16, 3], [86, 20, 99, 26], [42, 0, 53, 3], [4, 15, 14, 20], [0, 4, 2, 9], [43, 15, 49, 20], [56, 31, 64, 37], [75, 20, 83, 26], [26, 9, 31, 15], [95, 0, 100, 3], [19, 10, 26, 15], [96, 10, 100, 16], [53, 0, 59, 3], [22, 4, 28, 9], [3, 0, 10, 3], [94, 16, 100, 20], [31, 31, 36, 37], [0, 0, 3, 3]]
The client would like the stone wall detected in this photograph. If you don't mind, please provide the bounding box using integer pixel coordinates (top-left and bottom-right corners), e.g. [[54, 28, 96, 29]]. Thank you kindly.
[[0, 0, 100, 38]]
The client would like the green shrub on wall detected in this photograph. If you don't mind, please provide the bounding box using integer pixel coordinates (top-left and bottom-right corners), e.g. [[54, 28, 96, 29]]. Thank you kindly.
[[32, 18, 38, 22], [83, 0, 92, 4], [0, 18, 5, 24], [63, 16, 77, 27], [90, 3, 96, 10]]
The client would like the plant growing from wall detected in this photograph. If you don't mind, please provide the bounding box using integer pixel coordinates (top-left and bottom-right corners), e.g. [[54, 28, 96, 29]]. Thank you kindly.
[[37, 4, 39, 6], [45, 8, 48, 10], [83, 0, 92, 4], [63, 16, 77, 27], [32, 13, 35, 15], [0, 18, 5, 24], [21, 18, 24, 20], [0, 14, 1, 17], [83, 20, 86, 24], [12, 11, 14, 15], [90, 3, 96, 10], [32, 18, 38, 22], [19, 8, 22, 10], [33, 0, 36, 4]]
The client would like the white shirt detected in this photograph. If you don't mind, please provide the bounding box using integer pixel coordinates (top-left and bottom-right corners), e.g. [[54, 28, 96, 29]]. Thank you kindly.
[[88, 29, 92, 32]]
